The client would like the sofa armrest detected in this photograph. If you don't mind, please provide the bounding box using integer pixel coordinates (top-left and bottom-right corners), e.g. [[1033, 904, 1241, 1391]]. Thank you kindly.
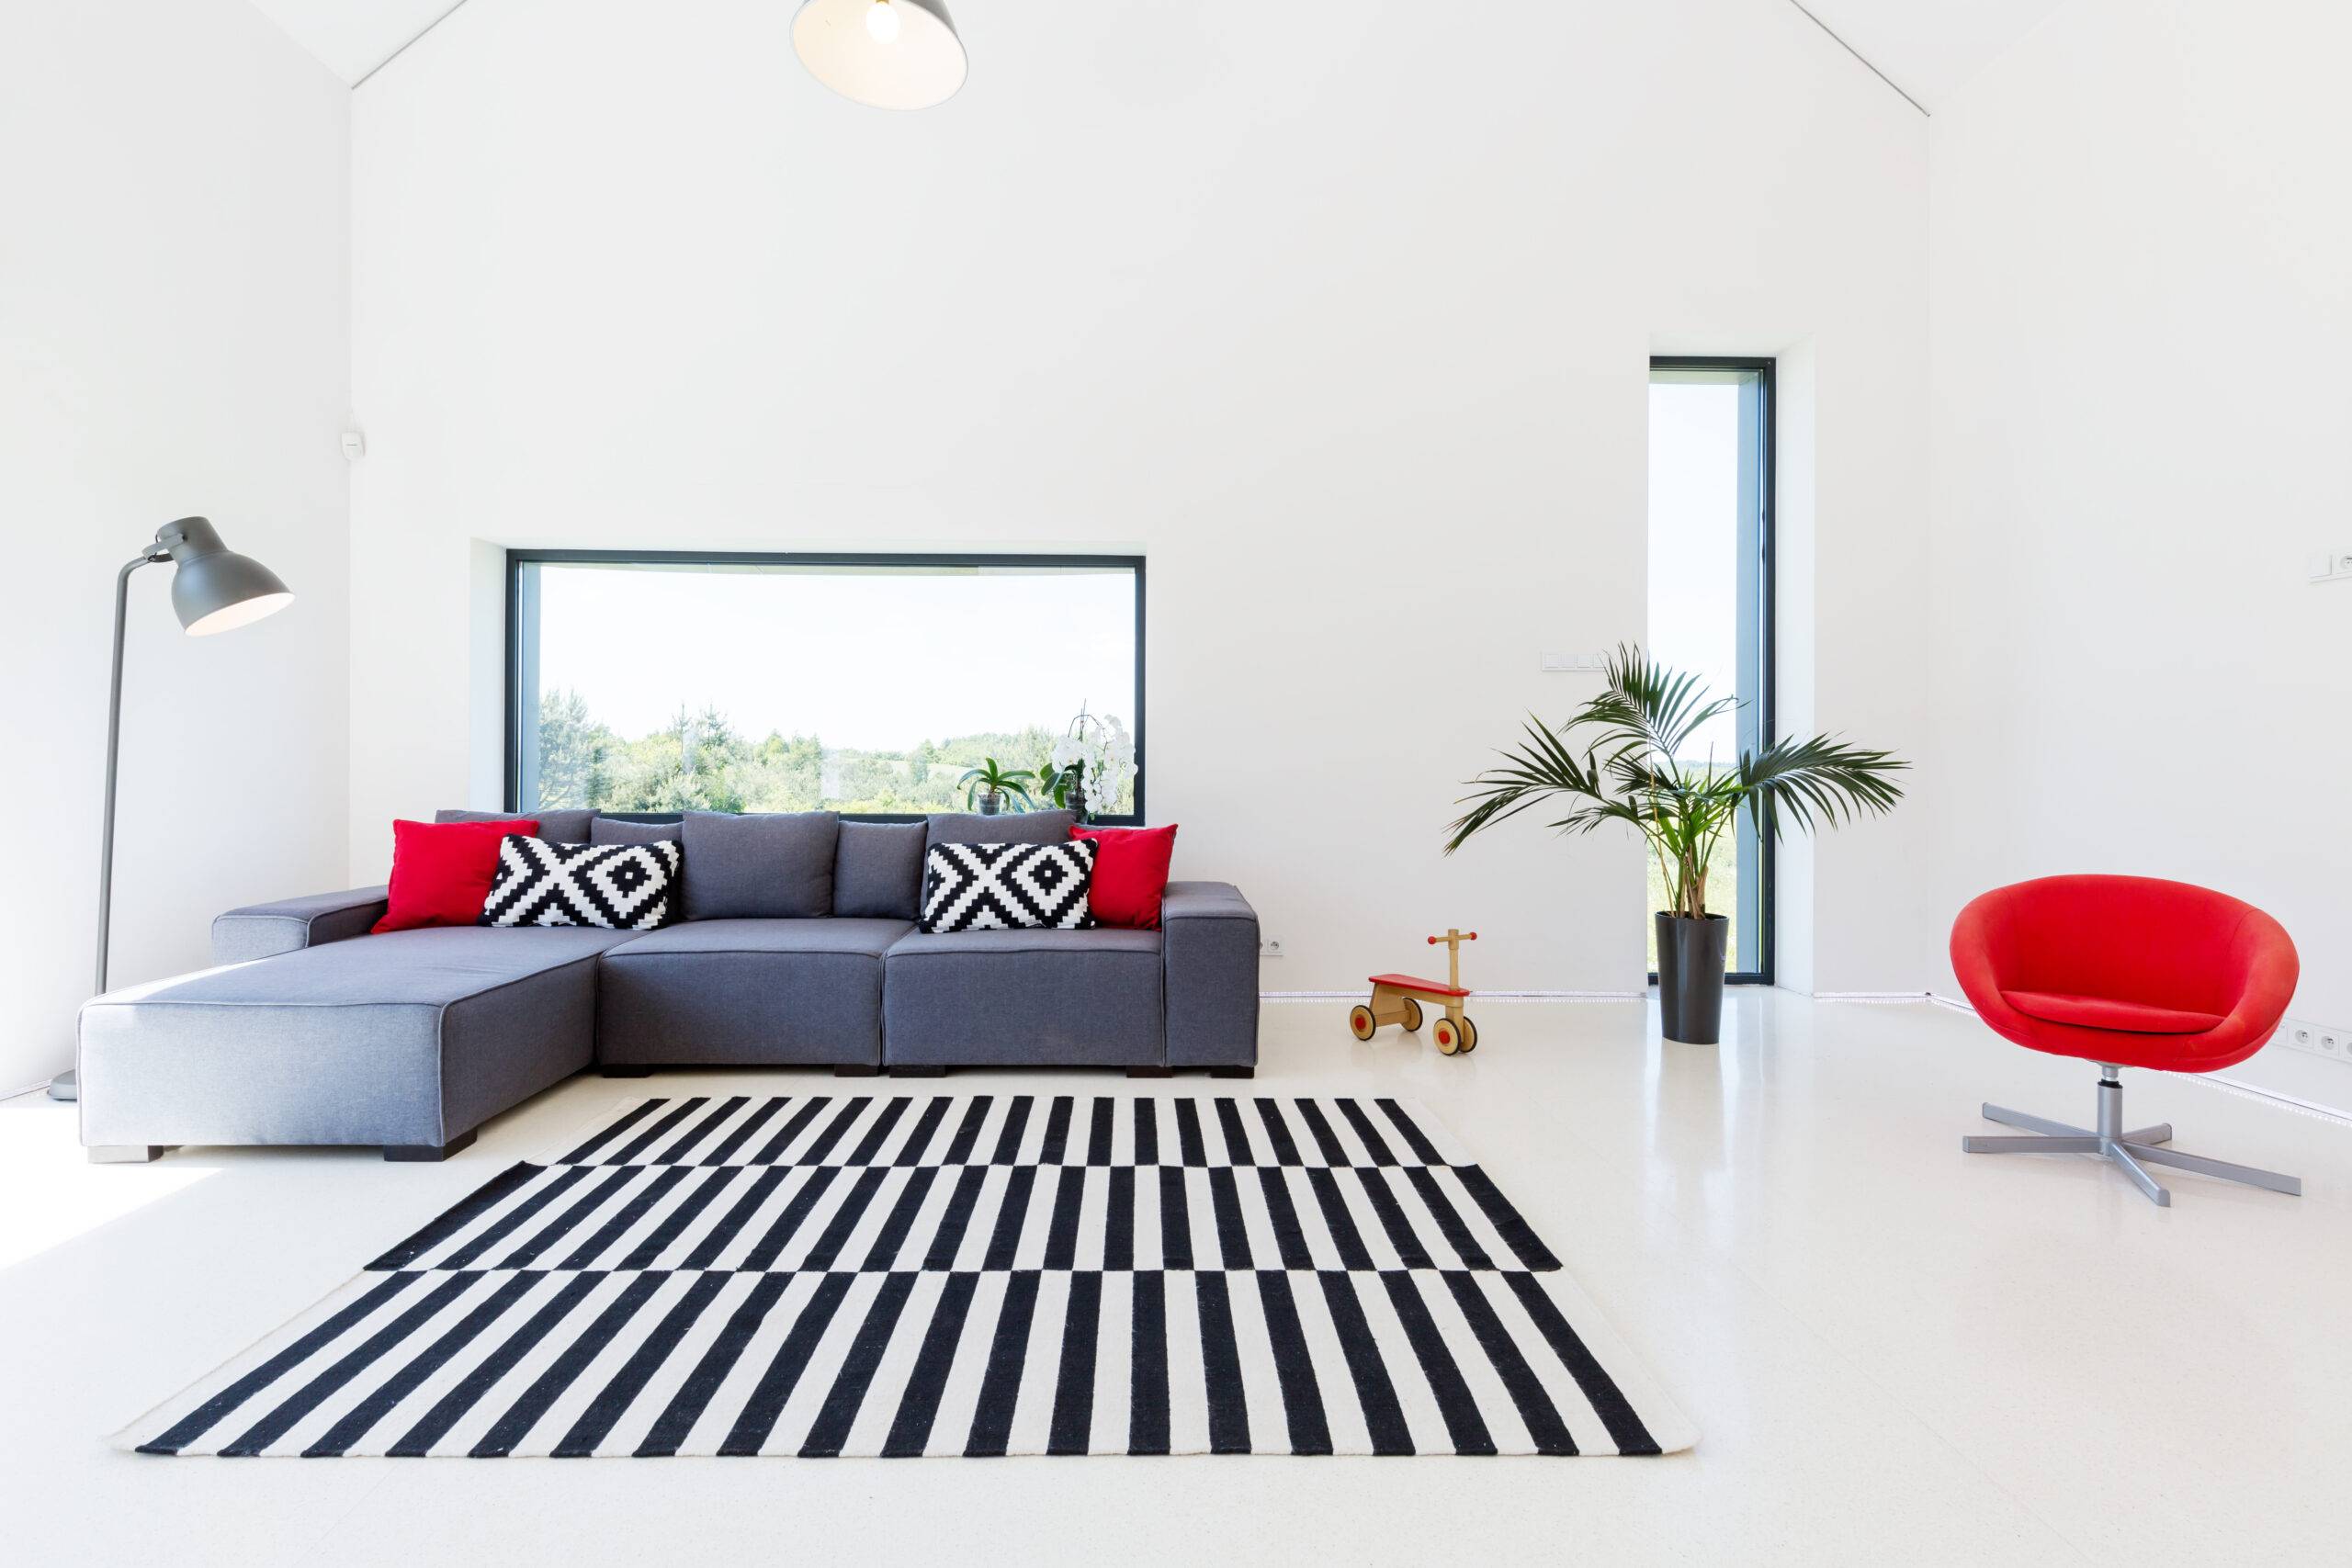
[[211, 886, 390, 964], [1162, 880, 1260, 1069]]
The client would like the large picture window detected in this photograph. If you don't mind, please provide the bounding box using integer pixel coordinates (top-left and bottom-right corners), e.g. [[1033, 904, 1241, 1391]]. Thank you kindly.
[[506, 553, 1145, 822], [1647, 359, 1773, 982]]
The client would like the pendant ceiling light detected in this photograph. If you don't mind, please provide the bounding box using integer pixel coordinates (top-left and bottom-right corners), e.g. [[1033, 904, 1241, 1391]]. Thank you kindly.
[[793, 0, 967, 111]]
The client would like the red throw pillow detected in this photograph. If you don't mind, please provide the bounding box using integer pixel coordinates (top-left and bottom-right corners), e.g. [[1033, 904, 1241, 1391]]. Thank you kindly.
[[373, 818, 538, 933], [1071, 823, 1178, 930]]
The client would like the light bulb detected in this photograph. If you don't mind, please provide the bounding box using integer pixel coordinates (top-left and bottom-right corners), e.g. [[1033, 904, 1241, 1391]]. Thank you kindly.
[[865, 0, 900, 44]]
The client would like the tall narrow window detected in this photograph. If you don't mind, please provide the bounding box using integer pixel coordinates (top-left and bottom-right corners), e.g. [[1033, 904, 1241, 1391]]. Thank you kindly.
[[508, 554, 1145, 821], [1646, 359, 1773, 980]]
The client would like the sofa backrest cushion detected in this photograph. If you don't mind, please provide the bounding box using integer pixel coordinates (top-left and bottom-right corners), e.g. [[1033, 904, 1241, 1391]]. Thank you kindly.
[[681, 810, 839, 919], [592, 817, 683, 846], [436, 807, 595, 844], [833, 819, 927, 919], [925, 808, 1077, 850]]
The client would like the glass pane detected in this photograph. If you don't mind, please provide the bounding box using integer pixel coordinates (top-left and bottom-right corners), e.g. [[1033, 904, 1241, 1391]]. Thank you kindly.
[[514, 561, 1140, 817], [1646, 367, 1767, 974]]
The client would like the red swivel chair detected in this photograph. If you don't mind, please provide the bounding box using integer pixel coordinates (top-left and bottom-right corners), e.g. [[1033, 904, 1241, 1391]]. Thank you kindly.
[[1950, 875, 2301, 1207]]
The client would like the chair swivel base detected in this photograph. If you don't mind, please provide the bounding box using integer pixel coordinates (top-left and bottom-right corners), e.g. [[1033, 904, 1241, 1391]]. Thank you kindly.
[[1961, 1065, 2301, 1208]]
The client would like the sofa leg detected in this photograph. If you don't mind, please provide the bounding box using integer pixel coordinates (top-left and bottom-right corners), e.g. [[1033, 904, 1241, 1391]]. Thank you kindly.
[[888, 1065, 947, 1077], [833, 1065, 881, 1078], [1209, 1066, 1256, 1080], [385, 1131, 476, 1162], [600, 1066, 655, 1078], [1127, 1066, 1173, 1079], [88, 1145, 166, 1164]]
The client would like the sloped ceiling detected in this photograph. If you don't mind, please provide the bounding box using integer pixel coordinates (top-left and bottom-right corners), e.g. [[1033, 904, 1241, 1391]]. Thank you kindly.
[[244, 0, 458, 85], [246, 0, 2075, 107], [1792, 0, 2074, 109]]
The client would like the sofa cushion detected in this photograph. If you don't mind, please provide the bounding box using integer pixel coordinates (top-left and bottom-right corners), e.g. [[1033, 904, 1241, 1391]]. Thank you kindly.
[[77, 927, 629, 1149], [376, 818, 535, 933], [481, 838, 682, 931], [680, 811, 839, 920], [925, 809, 1076, 849], [597, 917, 909, 1067], [436, 807, 595, 844], [1073, 823, 1178, 930], [834, 819, 926, 919], [884, 926, 1163, 1067], [592, 817, 683, 846], [918, 840, 1099, 933]]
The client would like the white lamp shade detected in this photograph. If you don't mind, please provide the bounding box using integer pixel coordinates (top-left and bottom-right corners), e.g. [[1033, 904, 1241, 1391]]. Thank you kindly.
[[793, 0, 966, 111]]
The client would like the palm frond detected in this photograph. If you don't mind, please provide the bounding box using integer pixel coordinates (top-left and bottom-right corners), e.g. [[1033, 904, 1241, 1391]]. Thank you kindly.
[[1446, 646, 1908, 921], [1736, 735, 1907, 835]]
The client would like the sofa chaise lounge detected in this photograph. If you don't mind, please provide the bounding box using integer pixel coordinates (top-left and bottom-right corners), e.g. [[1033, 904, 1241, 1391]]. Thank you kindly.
[[77, 809, 1259, 1163]]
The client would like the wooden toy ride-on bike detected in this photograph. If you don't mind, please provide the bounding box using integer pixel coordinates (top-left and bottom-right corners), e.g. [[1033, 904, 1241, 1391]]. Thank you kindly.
[[1350, 929, 1479, 1055]]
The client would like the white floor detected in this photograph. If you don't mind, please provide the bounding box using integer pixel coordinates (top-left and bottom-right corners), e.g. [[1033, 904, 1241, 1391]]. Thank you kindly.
[[2, 992, 2346, 1567]]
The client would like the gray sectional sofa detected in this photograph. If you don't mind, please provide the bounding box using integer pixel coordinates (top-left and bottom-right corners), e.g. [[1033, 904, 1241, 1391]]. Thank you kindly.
[[77, 808, 1259, 1164]]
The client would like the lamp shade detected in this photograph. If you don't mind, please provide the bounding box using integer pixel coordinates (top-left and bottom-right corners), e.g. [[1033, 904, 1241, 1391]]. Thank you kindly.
[[793, 0, 966, 111], [154, 516, 293, 636]]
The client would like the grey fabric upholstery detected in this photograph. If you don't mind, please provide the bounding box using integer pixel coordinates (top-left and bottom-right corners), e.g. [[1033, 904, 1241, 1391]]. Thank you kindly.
[[1161, 881, 1261, 1069], [885, 926, 1164, 1068], [833, 820, 926, 919], [435, 807, 595, 844], [598, 918, 909, 1067], [78, 927, 628, 1151], [592, 817, 683, 846], [87, 834, 1262, 1158], [925, 809, 1076, 849], [211, 885, 390, 964], [681, 811, 839, 920]]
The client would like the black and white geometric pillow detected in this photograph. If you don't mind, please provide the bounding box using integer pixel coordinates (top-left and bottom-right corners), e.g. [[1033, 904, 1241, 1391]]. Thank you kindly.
[[919, 840, 1098, 934], [480, 836, 682, 931]]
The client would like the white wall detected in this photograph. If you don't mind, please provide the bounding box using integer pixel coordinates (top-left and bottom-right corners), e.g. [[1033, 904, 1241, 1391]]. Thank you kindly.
[[0, 1, 351, 1090], [347, 0, 1933, 995], [1928, 0, 2352, 1102]]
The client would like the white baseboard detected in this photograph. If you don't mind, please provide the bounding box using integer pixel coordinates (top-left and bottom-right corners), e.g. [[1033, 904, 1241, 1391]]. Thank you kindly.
[[1811, 990, 1935, 1005], [2195, 1075, 2352, 1129], [1920, 991, 2351, 1125], [2, 1080, 53, 1103], [1259, 990, 1645, 1002]]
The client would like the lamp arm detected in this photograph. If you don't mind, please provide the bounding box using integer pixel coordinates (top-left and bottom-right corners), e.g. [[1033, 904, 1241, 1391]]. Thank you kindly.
[[95, 548, 168, 997]]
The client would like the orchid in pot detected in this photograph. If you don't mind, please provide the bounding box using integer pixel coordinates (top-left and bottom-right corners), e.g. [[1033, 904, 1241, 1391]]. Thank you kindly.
[[1042, 706, 1136, 823], [1444, 647, 1907, 1043]]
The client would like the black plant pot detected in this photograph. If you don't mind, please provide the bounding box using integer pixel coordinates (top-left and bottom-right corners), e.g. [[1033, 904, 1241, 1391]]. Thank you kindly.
[[1655, 912, 1730, 1044]]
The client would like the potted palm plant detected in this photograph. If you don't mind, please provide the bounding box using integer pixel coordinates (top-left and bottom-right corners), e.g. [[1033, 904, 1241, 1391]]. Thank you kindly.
[[1445, 647, 1906, 1043], [957, 757, 1036, 816]]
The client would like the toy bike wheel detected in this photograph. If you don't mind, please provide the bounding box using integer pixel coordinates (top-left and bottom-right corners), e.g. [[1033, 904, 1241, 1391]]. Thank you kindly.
[[1457, 1017, 1478, 1053], [1432, 1018, 1460, 1055], [1348, 1004, 1377, 1041], [1399, 998, 1423, 1032]]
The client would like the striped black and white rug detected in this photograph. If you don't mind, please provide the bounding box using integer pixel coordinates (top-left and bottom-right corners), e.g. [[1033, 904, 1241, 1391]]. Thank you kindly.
[[119, 1094, 1694, 1458]]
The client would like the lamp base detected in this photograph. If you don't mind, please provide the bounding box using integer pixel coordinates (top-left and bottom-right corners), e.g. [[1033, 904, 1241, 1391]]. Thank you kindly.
[[47, 1070, 77, 1102]]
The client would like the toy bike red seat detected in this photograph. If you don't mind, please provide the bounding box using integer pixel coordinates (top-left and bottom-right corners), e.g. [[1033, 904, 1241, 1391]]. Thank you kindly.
[[1368, 973, 1468, 998]]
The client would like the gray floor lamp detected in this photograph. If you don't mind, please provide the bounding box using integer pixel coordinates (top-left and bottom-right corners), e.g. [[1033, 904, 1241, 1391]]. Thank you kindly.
[[49, 517, 292, 1102]]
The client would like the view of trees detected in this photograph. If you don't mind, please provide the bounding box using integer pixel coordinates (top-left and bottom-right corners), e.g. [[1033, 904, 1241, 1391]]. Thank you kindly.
[[530, 688, 1137, 816]]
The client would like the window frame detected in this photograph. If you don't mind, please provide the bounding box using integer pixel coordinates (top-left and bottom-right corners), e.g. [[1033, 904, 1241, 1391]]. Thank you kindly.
[[1647, 355, 1776, 986], [503, 549, 1148, 825]]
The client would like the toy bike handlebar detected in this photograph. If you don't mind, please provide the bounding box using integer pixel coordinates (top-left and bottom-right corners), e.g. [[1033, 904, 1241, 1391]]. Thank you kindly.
[[1427, 931, 1478, 944]]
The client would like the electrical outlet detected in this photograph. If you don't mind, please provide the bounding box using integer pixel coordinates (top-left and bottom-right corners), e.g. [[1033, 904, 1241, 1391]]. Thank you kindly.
[[2310, 549, 2352, 582], [1260, 938, 1284, 959], [1540, 651, 1609, 673], [2279, 1017, 2352, 1063]]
